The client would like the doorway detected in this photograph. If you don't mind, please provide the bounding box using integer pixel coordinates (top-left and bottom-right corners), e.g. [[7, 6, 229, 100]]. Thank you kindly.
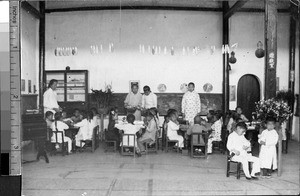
[[237, 74, 261, 121]]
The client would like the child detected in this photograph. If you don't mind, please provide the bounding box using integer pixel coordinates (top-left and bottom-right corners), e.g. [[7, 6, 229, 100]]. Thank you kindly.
[[258, 117, 279, 178], [227, 122, 260, 180], [105, 107, 121, 147], [186, 116, 208, 147], [207, 114, 222, 154], [137, 111, 158, 153], [119, 114, 141, 156], [74, 111, 97, 147], [45, 111, 54, 128], [90, 107, 101, 126], [227, 112, 240, 134], [167, 111, 184, 149], [149, 107, 160, 130], [71, 108, 83, 123], [51, 112, 72, 154], [61, 111, 73, 125], [236, 106, 249, 122]]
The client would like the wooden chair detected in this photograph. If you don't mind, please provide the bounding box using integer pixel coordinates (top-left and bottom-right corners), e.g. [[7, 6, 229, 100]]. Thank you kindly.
[[191, 132, 208, 159], [79, 125, 100, 153], [226, 154, 252, 179], [163, 123, 179, 153], [121, 134, 136, 157], [104, 129, 117, 152], [212, 127, 227, 154], [50, 130, 68, 156]]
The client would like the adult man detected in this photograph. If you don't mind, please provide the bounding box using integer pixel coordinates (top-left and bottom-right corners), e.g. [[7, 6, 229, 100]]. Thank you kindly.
[[181, 82, 201, 124], [142, 86, 157, 110], [43, 79, 62, 115], [124, 84, 143, 120]]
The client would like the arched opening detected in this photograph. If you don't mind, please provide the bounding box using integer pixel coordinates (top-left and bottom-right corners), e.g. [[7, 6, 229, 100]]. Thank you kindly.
[[237, 74, 261, 121]]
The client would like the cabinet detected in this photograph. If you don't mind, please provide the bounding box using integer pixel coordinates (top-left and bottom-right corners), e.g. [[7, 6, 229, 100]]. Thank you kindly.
[[45, 70, 88, 114]]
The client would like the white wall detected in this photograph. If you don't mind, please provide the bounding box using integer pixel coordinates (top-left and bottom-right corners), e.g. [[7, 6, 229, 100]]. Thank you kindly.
[[228, 13, 290, 110], [21, 8, 39, 96], [45, 10, 223, 93]]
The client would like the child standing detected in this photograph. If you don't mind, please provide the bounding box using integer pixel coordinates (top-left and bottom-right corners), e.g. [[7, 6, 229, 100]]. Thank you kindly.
[[207, 114, 222, 154], [167, 111, 184, 149], [51, 112, 72, 154], [74, 111, 97, 147], [258, 117, 279, 178]]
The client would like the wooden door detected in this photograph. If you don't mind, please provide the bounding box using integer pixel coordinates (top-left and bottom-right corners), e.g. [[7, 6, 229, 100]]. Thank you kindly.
[[237, 74, 261, 121]]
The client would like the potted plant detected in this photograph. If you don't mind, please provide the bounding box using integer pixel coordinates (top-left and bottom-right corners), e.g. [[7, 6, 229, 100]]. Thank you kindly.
[[255, 98, 293, 124], [91, 83, 113, 114]]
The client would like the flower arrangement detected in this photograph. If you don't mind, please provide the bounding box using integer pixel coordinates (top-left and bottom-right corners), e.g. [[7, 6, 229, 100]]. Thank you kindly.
[[91, 83, 113, 110], [255, 98, 293, 123]]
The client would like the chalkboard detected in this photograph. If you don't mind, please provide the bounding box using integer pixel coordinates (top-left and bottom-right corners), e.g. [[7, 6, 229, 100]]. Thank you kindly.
[[88, 93, 222, 116]]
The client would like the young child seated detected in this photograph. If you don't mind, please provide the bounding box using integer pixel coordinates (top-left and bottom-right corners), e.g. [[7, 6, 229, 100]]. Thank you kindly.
[[236, 106, 249, 122], [227, 122, 260, 180], [137, 111, 158, 153], [207, 114, 222, 154], [71, 108, 83, 123], [119, 114, 141, 156], [61, 111, 73, 125], [51, 112, 72, 154], [227, 112, 240, 134], [90, 107, 101, 126], [258, 117, 279, 178], [105, 107, 121, 147], [167, 111, 184, 149], [74, 111, 97, 147], [186, 116, 208, 147], [45, 111, 54, 128]]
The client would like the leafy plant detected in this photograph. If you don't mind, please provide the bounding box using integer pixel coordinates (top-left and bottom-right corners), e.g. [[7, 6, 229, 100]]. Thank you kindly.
[[255, 98, 293, 123], [91, 84, 113, 109]]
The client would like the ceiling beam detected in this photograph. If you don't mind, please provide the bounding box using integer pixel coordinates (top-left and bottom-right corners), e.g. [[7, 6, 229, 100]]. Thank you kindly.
[[45, 6, 223, 13], [21, 1, 42, 19], [224, 0, 250, 19], [44, 5, 290, 14]]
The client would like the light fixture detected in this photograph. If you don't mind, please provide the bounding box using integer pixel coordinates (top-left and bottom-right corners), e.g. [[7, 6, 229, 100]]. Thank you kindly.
[[255, 41, 265, 58]]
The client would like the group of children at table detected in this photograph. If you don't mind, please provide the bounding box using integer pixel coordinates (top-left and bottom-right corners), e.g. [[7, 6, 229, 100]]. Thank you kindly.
[[44, 108, 100, 154]]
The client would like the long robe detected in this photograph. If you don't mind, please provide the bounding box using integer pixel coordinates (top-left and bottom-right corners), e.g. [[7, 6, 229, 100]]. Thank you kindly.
[[181, 91, 201, 123], [258, 129, 278, 169]]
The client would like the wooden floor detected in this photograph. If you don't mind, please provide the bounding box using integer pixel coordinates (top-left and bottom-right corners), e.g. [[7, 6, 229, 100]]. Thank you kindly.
[[22, 141, 300, 196]]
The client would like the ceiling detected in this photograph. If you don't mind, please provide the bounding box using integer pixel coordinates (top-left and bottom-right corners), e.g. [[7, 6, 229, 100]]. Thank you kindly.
[[26, 0, 291, 12]]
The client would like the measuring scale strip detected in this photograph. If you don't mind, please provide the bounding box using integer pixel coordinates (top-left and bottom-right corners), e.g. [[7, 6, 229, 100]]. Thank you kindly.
[[9, 1, 21, 176]]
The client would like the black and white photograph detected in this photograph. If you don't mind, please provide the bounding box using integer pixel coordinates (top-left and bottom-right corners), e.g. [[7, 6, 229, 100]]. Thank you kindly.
[[0, 0, 299, 195]]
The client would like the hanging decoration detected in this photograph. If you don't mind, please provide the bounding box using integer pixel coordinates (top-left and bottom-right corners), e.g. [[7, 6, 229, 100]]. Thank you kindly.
[[255, 41, 265, 58], [55, 47, 78, 56]]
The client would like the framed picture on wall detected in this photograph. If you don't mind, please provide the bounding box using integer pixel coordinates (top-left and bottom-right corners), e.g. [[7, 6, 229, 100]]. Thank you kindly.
[[230, 85, 236, 101], [28, 80, 32, 93], [129, 80, 140, 92], [21, 79, 25, 92]]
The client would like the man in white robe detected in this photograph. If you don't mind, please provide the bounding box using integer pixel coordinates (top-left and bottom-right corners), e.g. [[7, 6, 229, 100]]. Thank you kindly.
[[227, 122, 260, 180], [142, 86, 157, 109], [124, 84, 143, 120], [43, 79, 62, 116], [181, 82, 201, 124]]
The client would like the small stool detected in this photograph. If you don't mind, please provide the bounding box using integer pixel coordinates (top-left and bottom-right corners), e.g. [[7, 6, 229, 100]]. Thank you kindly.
[[226, 155, 251, 179], [104, 140, 117, 152]]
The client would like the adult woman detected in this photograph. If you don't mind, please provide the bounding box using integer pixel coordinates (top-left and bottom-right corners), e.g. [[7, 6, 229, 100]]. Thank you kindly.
[[43, 79, 62, 115], [124, 84, 143, 120], [181, 82, 201, 124]]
